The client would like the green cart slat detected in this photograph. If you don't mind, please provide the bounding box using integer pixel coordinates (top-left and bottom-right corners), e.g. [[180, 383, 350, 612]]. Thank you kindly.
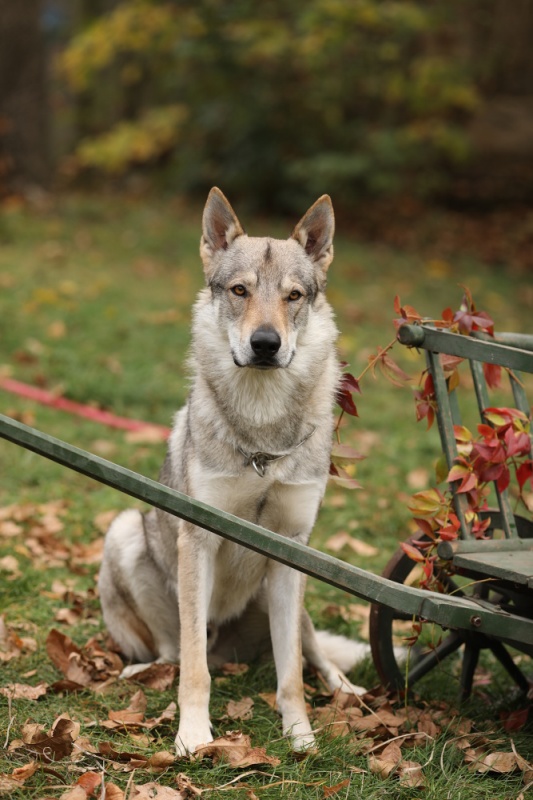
[[2, 412, 533, 647]]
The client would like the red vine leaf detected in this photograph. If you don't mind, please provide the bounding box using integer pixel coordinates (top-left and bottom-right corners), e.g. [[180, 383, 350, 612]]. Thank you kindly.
[[400, 542, 425, 563]]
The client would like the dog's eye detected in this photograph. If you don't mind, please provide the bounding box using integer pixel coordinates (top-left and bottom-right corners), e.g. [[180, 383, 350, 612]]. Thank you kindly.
[[288, 290, 302, 302], [231, 285, 247, 297]]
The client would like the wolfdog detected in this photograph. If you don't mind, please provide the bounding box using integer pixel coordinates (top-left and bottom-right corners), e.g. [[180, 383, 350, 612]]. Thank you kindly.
[[99, 188, 368, 756]]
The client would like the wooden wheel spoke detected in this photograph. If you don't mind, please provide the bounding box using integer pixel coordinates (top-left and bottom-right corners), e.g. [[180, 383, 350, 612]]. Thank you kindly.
[[407, 632, 463, 685], [488, 640, 530, 693]]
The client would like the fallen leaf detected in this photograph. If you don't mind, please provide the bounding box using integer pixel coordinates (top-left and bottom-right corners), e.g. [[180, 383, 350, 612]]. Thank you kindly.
[[324, 531, 377, 557], [469, 750, 519, 774], [0, 682, 48, 700], [130, 783, 186, 799], [60, 788, 87, 800], [0, 617, 36, 662], [125, 427, 168, 444], [0, 761, 38, 795], [0, 775, 26, 795], [195, 732, 280, 768], [226, 697, 254, 720], [368, 742, 402, 778], [323, 778, 350, 796], [258, 692, 277, 710], [10, 762, 39, 782], [221, 663, 249, 676], [19, 716, 77, 762], [0, 555, 21, 578], [46, 629, 122, 690], [101, 784, 124, 800], [61, 772, 102, 799], [176, 773, 202, 796], [500, 707, 529, 732], [406, 468, 430, 489], [416, 712, 440, 738], [398, 759, 425, 788], [124, 662, 178, 690]]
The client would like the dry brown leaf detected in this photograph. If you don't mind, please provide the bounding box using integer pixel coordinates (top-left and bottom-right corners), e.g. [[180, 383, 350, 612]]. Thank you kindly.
[[468, 750, 519, 774], [147, 751, 176, 771], [226, 697, 254, 720], [46, 629, 122, 690], [125, 427, 168, 444], [221, 662, 249, 676], [324, 531, 378, 557], [0, 520, 23, 537], [10, 761, 39, 782], [258, 692, 277, 710], [406, 468, 430, 489], [195, 731, 280, 768], [98, 741, 148, 767], [0, 616, 36, 662], [62, 772, 102, 799], [398, 759, 425, 788], [0, 760, 38, 795], [60, 788, 86, 800], [55, 608, 83, 625], [20, 716, 77, 762], [176, 774, 202, 796], [130, 783, 186, 799], [323, 778, 350, 796], [0, 682, 48, 700], [124, 662, 178, 690], [368, 742, 402, 778], [0, 554, 20, 578], [416, 712, 440, 738], [102, 784, 125, 800], [107, 710, 145, 726]]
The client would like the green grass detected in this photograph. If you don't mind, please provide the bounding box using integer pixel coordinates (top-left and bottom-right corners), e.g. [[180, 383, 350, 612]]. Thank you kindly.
[[0, 193, 532, 798]]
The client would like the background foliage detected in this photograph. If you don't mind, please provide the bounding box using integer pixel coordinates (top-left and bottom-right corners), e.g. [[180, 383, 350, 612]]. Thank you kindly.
[[58, 0, 479, 211]]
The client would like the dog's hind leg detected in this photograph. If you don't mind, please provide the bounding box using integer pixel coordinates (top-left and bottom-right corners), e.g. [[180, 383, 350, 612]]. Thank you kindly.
[[99, 509, 180, 670], [301, 610, 367, 695]]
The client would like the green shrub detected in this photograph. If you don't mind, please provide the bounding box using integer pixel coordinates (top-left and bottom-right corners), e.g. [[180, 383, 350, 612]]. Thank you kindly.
[[59, 0, 479, 210]]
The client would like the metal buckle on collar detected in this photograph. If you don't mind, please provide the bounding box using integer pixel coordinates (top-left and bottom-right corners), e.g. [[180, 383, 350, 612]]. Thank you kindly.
[[237, 426, 317, 478], [250, 453, 269, 478]]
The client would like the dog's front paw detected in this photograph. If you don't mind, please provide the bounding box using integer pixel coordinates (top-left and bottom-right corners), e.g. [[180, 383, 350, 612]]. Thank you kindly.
[[285, 719, 316, 753], [281, 711, 316, 753], [175, 721, 214, 757]]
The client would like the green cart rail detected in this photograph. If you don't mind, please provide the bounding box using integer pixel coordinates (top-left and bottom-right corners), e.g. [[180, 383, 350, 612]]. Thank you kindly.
[[1, 324, 533, 696]]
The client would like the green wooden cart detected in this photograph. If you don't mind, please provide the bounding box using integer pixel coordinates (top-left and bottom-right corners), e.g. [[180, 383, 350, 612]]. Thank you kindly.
[[1, 324, 532, 697], [370, 325, 533, 697]]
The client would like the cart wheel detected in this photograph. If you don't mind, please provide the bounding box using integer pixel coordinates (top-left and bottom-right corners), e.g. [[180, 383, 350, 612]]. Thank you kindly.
[[369, 513, 532, 699]]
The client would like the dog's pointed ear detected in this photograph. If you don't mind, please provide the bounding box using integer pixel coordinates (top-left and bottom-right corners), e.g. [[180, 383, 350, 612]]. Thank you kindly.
[[200, 187, 244, 276], [291, 195, 335, 272]]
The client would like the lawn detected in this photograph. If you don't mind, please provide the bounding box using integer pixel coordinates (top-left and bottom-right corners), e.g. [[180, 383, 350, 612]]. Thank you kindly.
[[0, 193, 532, 798]]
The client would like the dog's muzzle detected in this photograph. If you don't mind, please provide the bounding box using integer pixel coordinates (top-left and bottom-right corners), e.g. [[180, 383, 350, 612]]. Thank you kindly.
[[249, 326, 281, 367]]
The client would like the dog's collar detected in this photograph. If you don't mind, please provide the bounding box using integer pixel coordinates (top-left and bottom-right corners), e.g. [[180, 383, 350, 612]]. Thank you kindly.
[[237, 427, 317, 478]]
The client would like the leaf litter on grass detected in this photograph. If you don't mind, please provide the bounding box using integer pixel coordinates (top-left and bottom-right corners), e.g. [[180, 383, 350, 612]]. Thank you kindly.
[[2, 617, 533, 796]]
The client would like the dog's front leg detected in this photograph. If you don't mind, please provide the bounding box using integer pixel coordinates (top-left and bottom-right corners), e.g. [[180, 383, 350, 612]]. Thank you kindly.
[[175, 527, 215, 756], [267, 560, 315, 751]]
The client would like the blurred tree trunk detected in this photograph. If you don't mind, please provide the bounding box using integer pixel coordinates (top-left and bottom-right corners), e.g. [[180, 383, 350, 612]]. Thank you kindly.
[[0, 0, 50, 192], [450, 0, 533, 205], [464, 0, 533, 94]]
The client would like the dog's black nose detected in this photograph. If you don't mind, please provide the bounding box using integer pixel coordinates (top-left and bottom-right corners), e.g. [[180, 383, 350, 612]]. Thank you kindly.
[[250, 327, 281, 358]]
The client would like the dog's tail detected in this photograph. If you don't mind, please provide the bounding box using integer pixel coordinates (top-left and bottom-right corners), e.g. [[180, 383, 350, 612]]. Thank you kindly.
[[313, 629, 371, 674]]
